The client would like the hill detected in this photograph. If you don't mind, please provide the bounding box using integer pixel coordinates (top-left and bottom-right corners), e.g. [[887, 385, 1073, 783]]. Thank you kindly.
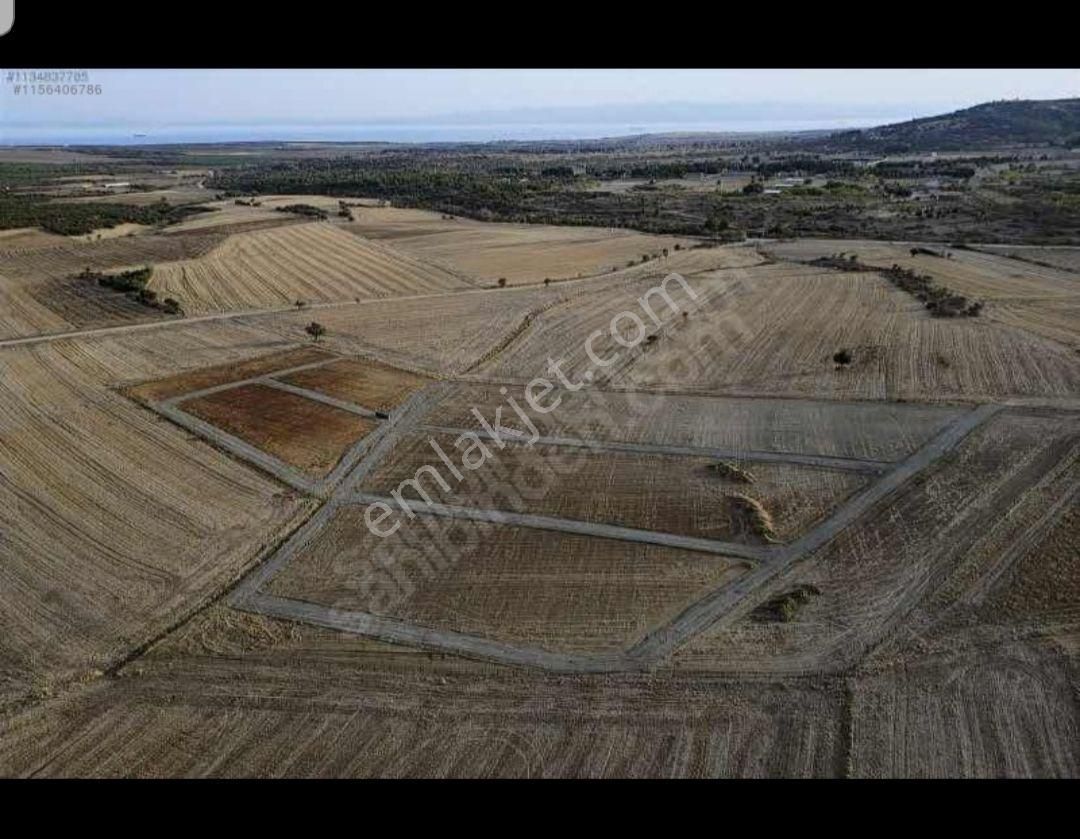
[[807, 98, 1080, 152]]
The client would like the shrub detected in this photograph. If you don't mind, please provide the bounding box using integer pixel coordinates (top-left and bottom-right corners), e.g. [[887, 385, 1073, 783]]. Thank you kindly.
[[708, 460, 755, 483], [728, 493, 777, 542], [274, 204, 328, 219], [754, 584, 821, 623]]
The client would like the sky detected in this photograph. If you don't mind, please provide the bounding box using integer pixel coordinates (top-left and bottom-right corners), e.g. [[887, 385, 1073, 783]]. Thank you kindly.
[[3, 68, 1078, 142]]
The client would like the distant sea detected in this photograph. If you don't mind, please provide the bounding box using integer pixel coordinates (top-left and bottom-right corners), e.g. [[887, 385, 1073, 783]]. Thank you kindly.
[[0, 117, 904, 146]]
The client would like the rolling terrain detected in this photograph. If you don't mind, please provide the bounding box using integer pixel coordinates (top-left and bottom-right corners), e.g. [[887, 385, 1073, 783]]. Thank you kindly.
[[0, 183, 1076, 778]]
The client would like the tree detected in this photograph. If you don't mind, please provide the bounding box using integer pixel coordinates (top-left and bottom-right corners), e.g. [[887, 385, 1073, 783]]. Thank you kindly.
[[833, 349, 853, 367], [295, 299, 306, 309], [305, 322, 326, 343], [497, 277, 507, 288], [705, 212, 729, 233]]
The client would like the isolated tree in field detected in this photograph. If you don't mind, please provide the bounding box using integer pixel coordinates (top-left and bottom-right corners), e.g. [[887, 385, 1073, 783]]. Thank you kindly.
[[305, 322, 326, 343], [497, 277, 507, 288], [833, 349, 853, 368]]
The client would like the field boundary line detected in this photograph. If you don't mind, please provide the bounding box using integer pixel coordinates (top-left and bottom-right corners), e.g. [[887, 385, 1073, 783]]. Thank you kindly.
[[238, 592, 630, 673], [228, 387, 443, 601], [622, 402, 1005, 665], [154, 402, 320, 494], [260, 379, 382, 419], [346, 492, 769, 561], [160, 356, 343, 406], [222, 392, 1004, 673]]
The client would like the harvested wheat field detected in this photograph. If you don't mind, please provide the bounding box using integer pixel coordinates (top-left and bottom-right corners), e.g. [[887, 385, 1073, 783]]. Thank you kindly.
[[0, 204, 1077, 779], [267, 507, 748, 655], [616, 260, 1080, 401], [768, 238, 1080, 298], [250, 284, 555, 375], [0, 232, 228, 340], [342, 206, 466, 240], [31, 274, 179, 331], [974, 245, 1080, 274], [181, 383, 378, 477], [362, 431, 866, 544], [429, 384, 965, 463], [675, 409, 1080, 678], [0, 342, 312, 710], [0, 231, 223, 281], [147, 222, 471, 314], [0, 605, 845, 777], [0, 272, 73, 339], [983, 300, 1080, 349], [277, 356, 434, 412], [243, 249, 761, 377], [0, 227, 70, 250], [344, 206, 699, 285], [0, 267, 181, 341], [971, 463, 1080, 625], [74, 222, 156, 242], [848, 648, 1078, 778], [50, 320, 314, 389], [471, 262, 760, 381], [159, 197, 306, 234]]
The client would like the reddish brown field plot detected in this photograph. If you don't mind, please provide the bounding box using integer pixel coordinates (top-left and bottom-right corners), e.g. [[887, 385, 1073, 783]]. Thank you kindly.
[[278, 357, 434, 412], [182, 384, 377, 477], [125, 346, 333, 403]]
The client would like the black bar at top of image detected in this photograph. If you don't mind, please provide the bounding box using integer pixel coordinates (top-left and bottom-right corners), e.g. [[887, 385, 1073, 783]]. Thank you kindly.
[[0, 4, 1074, 69]]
